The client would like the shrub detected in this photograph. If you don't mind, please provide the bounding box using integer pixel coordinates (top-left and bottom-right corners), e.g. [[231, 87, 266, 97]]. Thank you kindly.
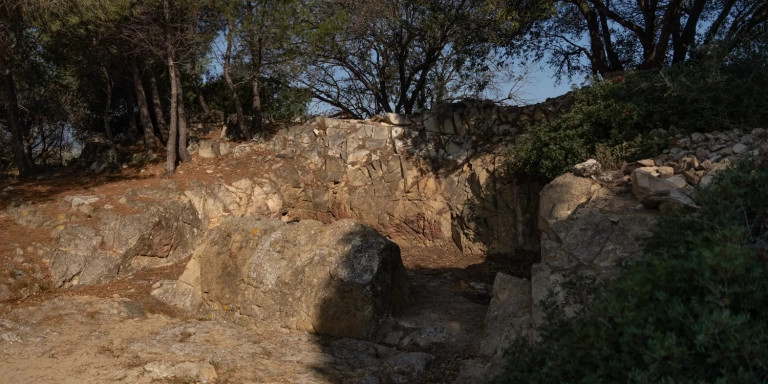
[[492, 158, 768, 383], [506, 54, 768, 180]]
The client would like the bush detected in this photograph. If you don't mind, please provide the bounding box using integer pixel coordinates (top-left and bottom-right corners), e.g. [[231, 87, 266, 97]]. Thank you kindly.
[[506, 54, 768, 180], [492, 158, 768, 383]]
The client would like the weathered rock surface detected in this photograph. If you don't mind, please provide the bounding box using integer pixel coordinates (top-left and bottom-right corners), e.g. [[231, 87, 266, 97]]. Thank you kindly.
[[474, 171, 658, 366], [480, 272, 531, 357], [534, 174, 657, 327], [49, 195, 202, 288], [572, 159, 601, 177], [0, 295, 432, 383], [157, 217, 409, 340]]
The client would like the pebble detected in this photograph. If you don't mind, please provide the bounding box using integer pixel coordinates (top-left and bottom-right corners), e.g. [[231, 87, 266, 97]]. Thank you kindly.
[[732, 143, 747, 154]]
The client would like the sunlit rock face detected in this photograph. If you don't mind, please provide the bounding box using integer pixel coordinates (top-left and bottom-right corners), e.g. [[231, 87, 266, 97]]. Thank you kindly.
[[160, 217, 409, 340]]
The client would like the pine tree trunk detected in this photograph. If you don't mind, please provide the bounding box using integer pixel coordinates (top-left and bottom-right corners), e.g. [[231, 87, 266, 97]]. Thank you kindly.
[[245, 1, 263, 137], [149, 73, 169, 143], [0, 57, 35, 177], [130, 59, 157, 154], [103, 81, 114, 142], [224, 19, 249, 140], [128, 91, 138, 134], [251, 73, 263, 136], [101, 66, 118, 164], [165, 54, 178, 175], [175, 66, 191, 163]]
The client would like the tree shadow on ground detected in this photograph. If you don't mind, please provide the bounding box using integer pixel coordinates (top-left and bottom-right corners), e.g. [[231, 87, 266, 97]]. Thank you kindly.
[[0, 166, 157, 210], [306, 223, 541, 383]]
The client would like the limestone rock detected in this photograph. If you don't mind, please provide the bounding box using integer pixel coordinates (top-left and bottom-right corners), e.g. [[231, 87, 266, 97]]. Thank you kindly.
[[49, 225, 112, 287], [630, 168, 680, 202], [198, 140, 221, 158], [640, 189, 698, 209], [572, 159, 601, 177], [623, 158, 656, 175], [50, 197, 202, 288], [151, 280, 205, 314], [480, 273, 531, 357], [538, 173, 600, 231], [533, 176, 657, 331], [189, 217, 409, 340], [143, 361, 218, 383]]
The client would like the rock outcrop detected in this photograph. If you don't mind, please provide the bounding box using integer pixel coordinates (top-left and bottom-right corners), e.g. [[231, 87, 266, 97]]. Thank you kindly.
[[154, 217, 409, 340], [49, 190, 202, 288], [181, 96, 575, 257], [478, 126, 767, 365]]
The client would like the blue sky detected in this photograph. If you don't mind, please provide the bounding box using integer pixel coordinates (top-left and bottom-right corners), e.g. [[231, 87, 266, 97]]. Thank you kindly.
[[515, 66, 576, 104]]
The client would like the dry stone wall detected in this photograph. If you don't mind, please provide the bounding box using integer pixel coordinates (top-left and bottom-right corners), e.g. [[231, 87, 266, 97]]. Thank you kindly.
[[190, 96, 572, 258]]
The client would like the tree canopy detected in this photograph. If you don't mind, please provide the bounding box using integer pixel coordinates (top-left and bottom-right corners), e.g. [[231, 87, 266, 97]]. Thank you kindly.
[[0, 0, 765, 176], [513, 0, 768, 78]]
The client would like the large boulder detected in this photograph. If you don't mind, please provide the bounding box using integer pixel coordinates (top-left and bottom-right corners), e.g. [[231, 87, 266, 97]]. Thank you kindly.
[[166, 217, 409, 340], [533, 174, 657, 329]]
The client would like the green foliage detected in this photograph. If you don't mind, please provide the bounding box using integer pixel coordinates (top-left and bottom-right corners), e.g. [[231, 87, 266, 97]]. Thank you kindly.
[[493, 158, 768, 383], [507, 54, 768, 179], [301, 0, 553, 117], [200, 75, 311, 121]]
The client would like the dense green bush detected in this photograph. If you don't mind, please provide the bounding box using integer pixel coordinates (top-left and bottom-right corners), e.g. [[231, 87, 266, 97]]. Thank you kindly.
[[506, 54, 768, 179], [492, 157, 768, 383]]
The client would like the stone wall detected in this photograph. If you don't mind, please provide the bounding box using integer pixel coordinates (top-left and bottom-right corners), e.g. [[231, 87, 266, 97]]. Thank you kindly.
[[189, 95, 573, 257], [384, 95, 573, 138]]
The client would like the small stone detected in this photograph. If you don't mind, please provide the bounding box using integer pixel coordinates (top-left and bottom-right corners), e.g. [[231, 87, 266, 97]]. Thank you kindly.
[[383, 330, 405, 347], [682, 170, 700, 185], [657, 166, 675, 178], [732, 143, 748, 154], [709, 144, 726, 152], [693, 147, 708, 158], [623, 159, 655, 175], [690, 132, 706, 143], [198, 140, 220, 158], [219, 142, 231, 156], [751, 128, 765, 135], [572, 159, 601, 177], [718, 147, 733, 156]]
